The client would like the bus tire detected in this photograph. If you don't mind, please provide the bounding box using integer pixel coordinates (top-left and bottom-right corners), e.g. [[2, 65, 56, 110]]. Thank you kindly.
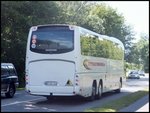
[[115, 87, 121, 93], [89, 82, 96, 101], [96, 82, 102, 99]]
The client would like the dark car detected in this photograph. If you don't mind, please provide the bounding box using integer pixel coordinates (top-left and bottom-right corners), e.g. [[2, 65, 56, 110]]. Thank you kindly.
[[1, 63, 19, 98]]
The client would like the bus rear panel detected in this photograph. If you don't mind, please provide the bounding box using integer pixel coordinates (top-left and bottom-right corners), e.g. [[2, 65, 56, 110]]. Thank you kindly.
[[26, 25, 80, 96]]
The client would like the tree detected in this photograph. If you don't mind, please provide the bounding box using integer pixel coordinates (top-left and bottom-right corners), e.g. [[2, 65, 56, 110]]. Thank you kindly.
[[56, 2, 135, 52], [56, 1, 90, 25], [126, 34, 149, 72], [138, 35, 149, 72], [1, 1, 137, 87], [1, 1, 61, 87]]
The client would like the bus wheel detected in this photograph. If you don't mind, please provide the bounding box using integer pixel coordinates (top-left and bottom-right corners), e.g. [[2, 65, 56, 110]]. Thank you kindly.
[[96, 83, 102, 99], [89, 83, 96, 101]]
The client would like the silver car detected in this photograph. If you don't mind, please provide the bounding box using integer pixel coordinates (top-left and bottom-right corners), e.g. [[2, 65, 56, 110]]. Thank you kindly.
[[128, 71, 140, 79]]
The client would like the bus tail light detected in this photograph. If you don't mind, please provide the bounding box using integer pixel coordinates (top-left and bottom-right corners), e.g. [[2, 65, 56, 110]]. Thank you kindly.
[[75, 75, 79, 86], [25, 75, 29, 84], [25, 75, 28, 80]]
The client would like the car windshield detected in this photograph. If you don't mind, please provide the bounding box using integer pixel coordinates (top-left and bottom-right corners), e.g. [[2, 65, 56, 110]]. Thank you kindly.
[[130, 71, 138, 74]]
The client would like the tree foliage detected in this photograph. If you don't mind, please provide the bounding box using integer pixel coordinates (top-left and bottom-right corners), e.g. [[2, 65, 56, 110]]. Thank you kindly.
[[56, 2, 135, 56], [126, 35, 149, 72], [1, 1, 61, 87], [2, 1, 145, 87]]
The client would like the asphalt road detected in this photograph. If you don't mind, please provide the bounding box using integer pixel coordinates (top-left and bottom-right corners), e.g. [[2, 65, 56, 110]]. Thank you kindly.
[[1, 75, 149, 112]]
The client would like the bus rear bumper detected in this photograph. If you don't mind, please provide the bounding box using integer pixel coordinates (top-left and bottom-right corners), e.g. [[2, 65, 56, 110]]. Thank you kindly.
[[26, 86, 80, 96]]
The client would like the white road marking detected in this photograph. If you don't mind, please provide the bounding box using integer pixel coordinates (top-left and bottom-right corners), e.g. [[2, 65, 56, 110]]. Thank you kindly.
[[1, 97, 45, 107]]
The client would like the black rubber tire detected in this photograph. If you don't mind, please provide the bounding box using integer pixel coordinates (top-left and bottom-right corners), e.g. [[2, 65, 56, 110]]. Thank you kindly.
[[96, 83, 102, 99], [89, 83, 96, 101], [5, 84, 15, 98]]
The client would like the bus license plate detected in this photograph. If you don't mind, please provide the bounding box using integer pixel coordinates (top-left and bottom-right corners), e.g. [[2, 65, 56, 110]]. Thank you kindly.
[[44, 81, 57, 86]]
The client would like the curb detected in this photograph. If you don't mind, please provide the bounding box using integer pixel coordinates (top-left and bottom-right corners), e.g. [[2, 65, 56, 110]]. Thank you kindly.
[[119, 94, 149, 112]]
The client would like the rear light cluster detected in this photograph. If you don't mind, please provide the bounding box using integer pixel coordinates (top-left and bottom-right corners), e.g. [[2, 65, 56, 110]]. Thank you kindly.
[[75, 75, 79, 86], [25, 75, 28, 84]]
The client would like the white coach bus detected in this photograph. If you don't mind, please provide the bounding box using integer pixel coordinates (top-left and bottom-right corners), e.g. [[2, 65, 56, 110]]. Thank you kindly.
[[25, 24, 124, 100]]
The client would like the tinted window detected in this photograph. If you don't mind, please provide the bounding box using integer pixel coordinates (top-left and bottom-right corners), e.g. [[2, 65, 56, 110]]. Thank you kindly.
[[1, 66, 9, 76], [30, 26, 74, 54], [8, 65, 16, 75], [80, 31, 124, 60]]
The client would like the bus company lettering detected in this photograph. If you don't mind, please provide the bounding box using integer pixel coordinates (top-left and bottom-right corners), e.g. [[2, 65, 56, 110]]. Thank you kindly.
[[88, 61, 105, 66], [83, 59, 105, 70]]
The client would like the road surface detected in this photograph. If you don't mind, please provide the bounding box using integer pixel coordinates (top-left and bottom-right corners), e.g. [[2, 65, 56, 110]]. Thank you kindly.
[[1, 75, 149, 112]]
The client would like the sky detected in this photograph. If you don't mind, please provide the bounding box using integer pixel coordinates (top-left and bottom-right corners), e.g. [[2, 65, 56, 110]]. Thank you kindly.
[[99, 1, 149, 42]]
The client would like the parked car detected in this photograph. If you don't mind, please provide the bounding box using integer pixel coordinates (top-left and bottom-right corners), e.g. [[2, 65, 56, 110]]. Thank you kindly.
[[1, 63, 19, 98], [128, 71, 140, 79], [138, 70, 145, 76]]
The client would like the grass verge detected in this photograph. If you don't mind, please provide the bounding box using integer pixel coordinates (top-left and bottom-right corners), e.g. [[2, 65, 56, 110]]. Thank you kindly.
[[85, 88, 149, 112], [16, 87, 25, 91]]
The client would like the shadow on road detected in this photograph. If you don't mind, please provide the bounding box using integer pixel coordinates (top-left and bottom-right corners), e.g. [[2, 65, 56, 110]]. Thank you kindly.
[[35, 91, 126, 106]]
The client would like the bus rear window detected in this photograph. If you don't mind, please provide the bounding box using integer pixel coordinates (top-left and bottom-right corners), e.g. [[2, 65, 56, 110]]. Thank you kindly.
[[30, 26, 74, 54]]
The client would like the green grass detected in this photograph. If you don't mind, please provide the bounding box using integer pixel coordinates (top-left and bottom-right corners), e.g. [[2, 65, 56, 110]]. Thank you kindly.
[[16, 87, 25, 91], [85, 88, 149, 112]]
